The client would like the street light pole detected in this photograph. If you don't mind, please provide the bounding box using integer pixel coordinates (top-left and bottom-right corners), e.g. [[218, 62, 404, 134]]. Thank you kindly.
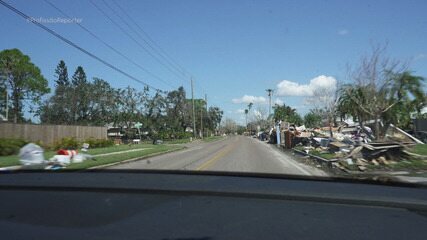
[[200, 102, 203, 139], [205, 94, 207, 137], [266, 89, 273, 117], [191, 78, 196, 138]]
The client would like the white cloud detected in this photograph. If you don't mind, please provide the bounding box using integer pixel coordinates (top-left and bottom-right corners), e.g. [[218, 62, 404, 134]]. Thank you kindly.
[[276, 75, 337, 97], [414, 53, 426, 61], [236, 109, 245, 114], [276, 80, 312, 96], [232, 95, 266, 104], [338, 29, 349, 35], [274, 98, 284, 105]]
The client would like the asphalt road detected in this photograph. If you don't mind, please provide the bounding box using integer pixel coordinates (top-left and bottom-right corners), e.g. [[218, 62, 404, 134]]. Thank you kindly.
[[109, 135, 327, 176]]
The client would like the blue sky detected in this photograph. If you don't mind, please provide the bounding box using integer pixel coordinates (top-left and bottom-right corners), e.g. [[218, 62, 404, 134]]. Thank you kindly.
[[1, 0, 426, 124]]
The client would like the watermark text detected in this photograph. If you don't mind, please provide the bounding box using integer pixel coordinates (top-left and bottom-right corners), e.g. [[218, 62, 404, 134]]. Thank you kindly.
[[27, 16, 82, 24]]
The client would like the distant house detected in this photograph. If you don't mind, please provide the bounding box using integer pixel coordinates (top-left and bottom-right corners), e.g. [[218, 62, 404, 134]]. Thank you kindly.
[[107, 127, 125, 138], [410, 106, 427, 119]]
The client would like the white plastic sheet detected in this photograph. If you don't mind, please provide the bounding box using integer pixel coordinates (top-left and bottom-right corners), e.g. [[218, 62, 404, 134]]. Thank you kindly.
[[19, 143, 47, 168]]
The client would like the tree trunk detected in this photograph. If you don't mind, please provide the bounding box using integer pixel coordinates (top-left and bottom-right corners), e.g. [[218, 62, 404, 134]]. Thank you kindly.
[[374, 116, 380, 140], [358, 113, 365, 130], [12, 89, 20, 124]]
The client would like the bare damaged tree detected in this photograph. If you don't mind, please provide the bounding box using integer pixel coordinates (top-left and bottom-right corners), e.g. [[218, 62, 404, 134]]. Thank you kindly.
[[306, 85, 339, 138], [345, 44, 407, 139], [252, 106, 269, 130], [253, 106, 267, 121], [222, 118, 237, 134]]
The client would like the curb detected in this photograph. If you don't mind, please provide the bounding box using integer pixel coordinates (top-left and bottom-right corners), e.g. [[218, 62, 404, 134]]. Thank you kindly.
[[87, 146, 186, 169]]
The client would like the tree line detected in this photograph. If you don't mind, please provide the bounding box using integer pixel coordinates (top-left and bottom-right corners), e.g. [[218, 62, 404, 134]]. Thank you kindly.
[[0, 49, 223, 139]]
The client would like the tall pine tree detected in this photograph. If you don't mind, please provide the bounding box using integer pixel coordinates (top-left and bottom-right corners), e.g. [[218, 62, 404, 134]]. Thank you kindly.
[[54, 60, 69, 86], [72, 66, 87, 85], [71, 66, 90, 124], [39, 60, 71, 124]]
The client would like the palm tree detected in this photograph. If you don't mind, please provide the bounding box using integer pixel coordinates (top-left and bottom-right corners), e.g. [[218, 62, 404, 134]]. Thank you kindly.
[[385, 71, 426, 128], [244, 109, 249, 130], [247, 103, 253, 133], [337, 84, 369, 129], [391, 71, 424, 101]]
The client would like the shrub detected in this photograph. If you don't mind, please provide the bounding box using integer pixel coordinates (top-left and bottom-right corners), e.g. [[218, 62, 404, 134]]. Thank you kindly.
[[84, 138, 114, 148], [34, 140, 51, 151], [0, 138, 29, 156], [53, 137, 80, 150], [174, 132, 192, 139]]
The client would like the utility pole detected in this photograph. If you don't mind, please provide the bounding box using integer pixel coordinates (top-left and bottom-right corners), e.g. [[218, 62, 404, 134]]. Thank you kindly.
[[191, 78, 196, 138], [266, 89, 273, 118], [205, 94, 207, 137], [200, 100, 203, 139]]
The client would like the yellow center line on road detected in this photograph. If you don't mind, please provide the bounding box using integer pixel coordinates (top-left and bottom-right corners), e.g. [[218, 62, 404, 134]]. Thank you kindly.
[[196, 140, 238, 171]]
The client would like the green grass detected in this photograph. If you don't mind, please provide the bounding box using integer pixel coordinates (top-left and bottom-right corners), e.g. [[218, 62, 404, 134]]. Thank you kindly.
[[393, 159, 427, 170], [363, 144, 427, 171], [164, 138, 192, 144], [0, 151, 57, 167], [310, 150, 336, 160], [0, 155, 23, 168], [0, 143, 179, 168], [67, 144, 184, 169], [203, 136, 224, 142], [366, 159, 427, 171], [408, 144, 427, 156], [293, 146, 305, 151], [293, 146, 336, 160]]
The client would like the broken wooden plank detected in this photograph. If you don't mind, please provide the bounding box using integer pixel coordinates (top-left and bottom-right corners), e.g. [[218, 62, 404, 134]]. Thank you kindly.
[[389, 124, 424, 144]]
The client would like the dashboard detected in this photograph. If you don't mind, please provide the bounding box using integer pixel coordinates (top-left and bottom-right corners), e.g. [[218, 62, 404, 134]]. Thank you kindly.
[[0, 170, 427, 239]]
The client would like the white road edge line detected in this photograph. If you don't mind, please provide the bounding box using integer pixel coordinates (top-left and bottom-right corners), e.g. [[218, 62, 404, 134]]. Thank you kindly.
[[264, 141, 312, 176]]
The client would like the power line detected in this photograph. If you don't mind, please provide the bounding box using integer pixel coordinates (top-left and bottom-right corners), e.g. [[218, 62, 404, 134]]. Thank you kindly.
[[90, 0, 187, 86], [111, 0, 191, 79], [43, 0, 177, 89], [0, 0, 160, 91], [106, 0, 211, 98]]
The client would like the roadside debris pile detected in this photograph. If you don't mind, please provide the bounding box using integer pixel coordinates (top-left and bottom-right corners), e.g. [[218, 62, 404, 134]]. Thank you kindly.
[[19, 143, 93, 170], [272, 121, 426, 172]]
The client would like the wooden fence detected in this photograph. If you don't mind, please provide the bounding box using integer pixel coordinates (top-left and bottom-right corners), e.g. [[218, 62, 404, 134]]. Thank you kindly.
[[0, 123, 107, 145]]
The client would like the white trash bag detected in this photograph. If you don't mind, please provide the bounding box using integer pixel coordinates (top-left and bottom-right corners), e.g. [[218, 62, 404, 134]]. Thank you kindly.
[[19, 143, 47, 169], [49, 155, 72, 165]]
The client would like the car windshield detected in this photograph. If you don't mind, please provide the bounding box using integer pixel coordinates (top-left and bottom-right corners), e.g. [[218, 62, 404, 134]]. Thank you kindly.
[[0, 0, 426, 184]]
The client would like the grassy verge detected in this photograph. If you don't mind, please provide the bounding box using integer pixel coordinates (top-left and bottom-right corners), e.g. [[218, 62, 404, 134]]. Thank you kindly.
[[0, 143, 177, 168], [164, 138, 192, 144], [365, 144, 427, 171], [203, 136, 224, 143], [366, 159, 427, 171], [0, 152, 57, 167], [67, 144, 184, 170], [408, 144, 427, 156]]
